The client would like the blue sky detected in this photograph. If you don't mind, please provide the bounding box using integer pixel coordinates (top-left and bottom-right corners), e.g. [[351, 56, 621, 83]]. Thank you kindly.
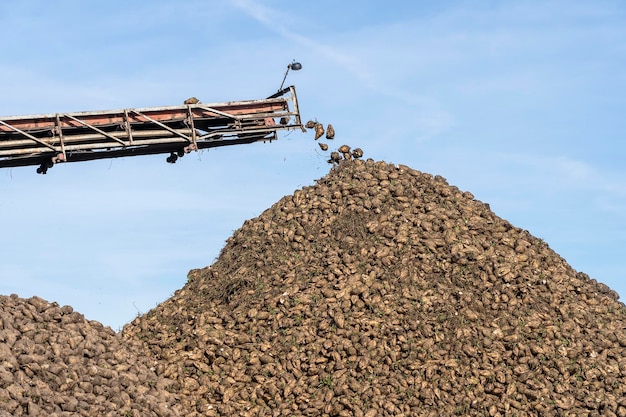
[[0, 0, 624, 330]]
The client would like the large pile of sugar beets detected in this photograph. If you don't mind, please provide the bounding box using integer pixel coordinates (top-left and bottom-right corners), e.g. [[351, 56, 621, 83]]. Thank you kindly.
[[2, 159, 626, 416]]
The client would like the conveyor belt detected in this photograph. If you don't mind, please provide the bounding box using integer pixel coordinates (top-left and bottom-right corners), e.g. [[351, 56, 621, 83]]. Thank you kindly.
[[0, 86, 303, 173]]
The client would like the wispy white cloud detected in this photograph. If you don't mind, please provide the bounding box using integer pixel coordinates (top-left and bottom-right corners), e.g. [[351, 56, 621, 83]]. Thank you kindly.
[[228, 0, 460, 147], [228, 0, 374, 83], [461, 150, 626, 217]]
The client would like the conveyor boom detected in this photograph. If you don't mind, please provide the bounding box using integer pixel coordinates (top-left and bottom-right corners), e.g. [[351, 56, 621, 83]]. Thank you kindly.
[[0, 86, 303, 173]]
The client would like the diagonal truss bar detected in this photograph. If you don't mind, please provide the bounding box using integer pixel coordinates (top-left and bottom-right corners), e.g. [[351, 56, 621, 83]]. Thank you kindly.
[[0, 120, 58, 151], [62, 114, 127, 145], [130, 110, 193, 142], [193, 105, 241, 120]]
